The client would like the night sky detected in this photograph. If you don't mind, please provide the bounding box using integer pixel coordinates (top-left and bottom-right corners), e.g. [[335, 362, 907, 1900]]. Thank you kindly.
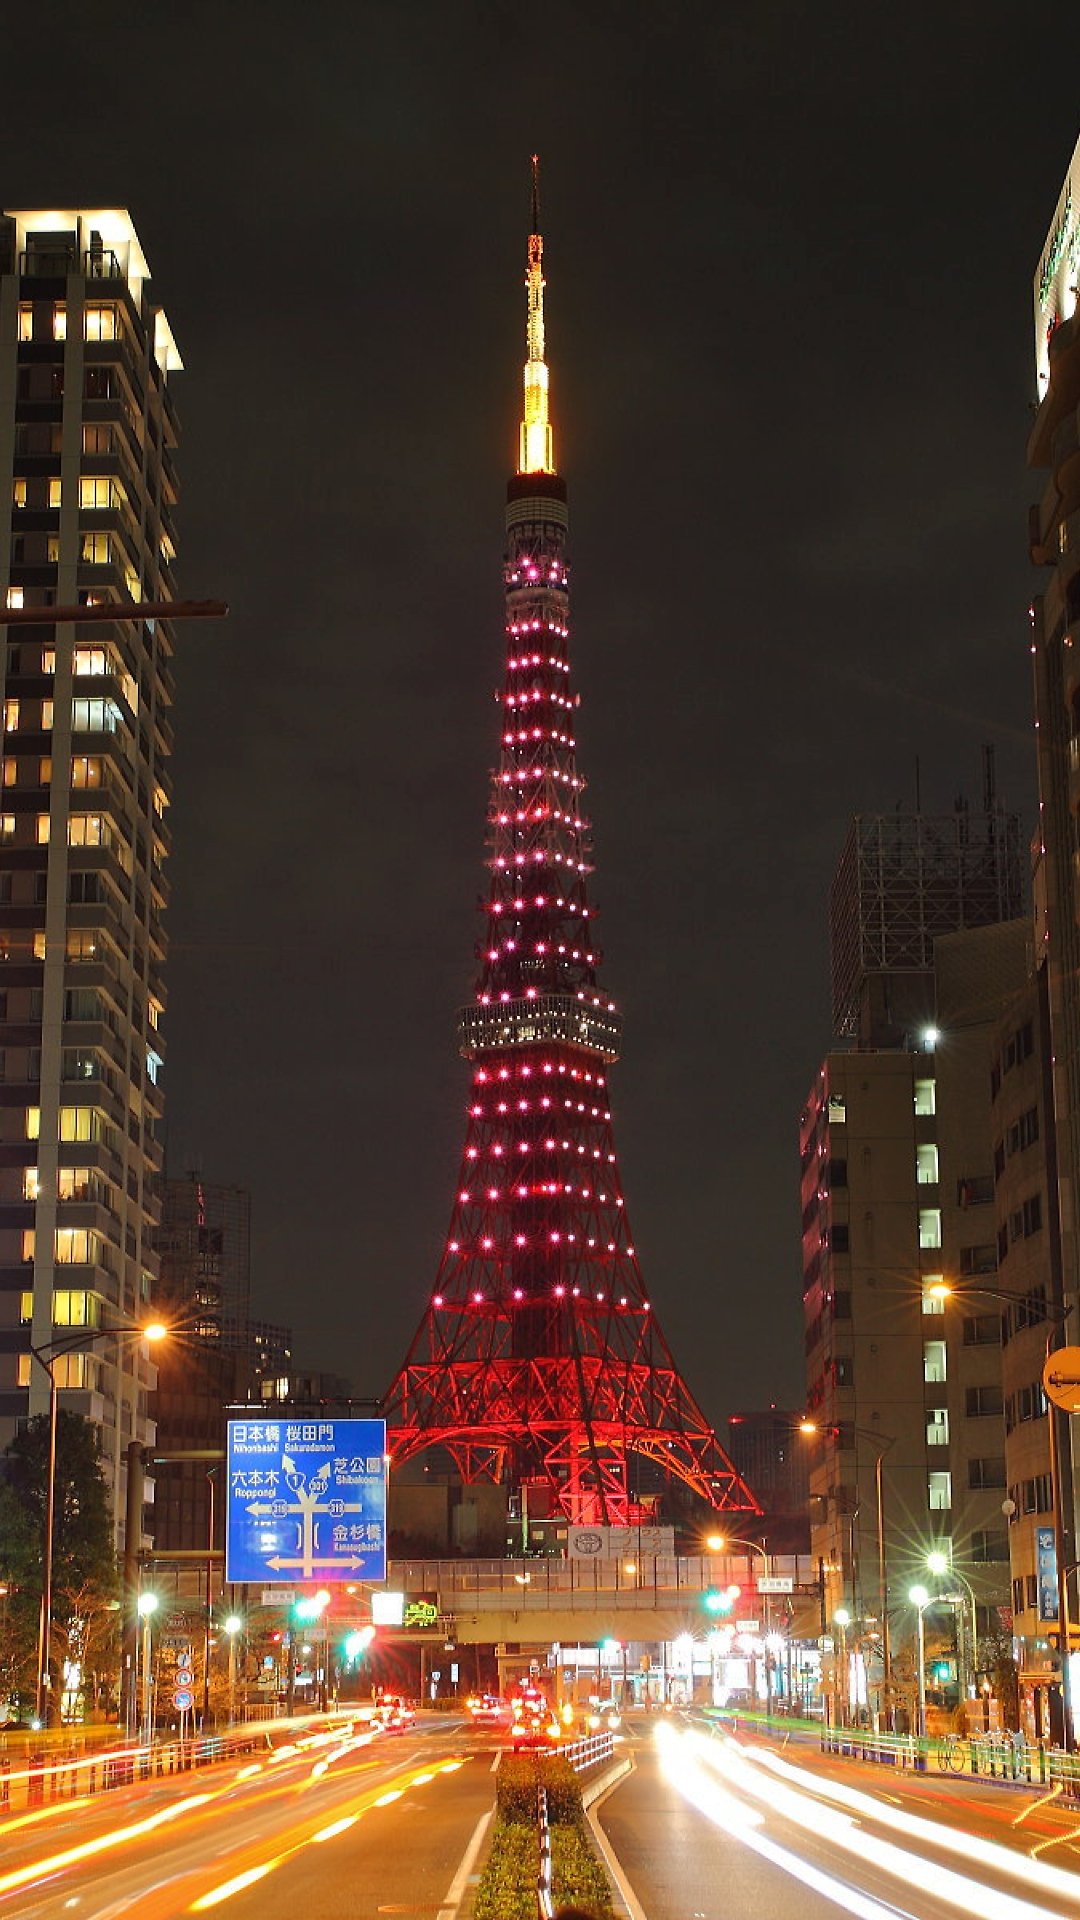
[[5, 4, 1079, 1428]]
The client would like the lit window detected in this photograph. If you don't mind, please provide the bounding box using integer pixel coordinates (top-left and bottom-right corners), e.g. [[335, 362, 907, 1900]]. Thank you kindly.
[[19, 1350, 91, 1388], [6, 588, 24, 610], [914, 1079, 936, 1116], [924, 1340, 947, 1384], [53, 1288, 99, 1325], [922, 1277, 945, 1316], [68, 815, 104, 847], [919, 1209, 942, 1249], [0, 816, 13, 843], [84, 307, 117, 342], [1, 761, 14, 787], [916, 1143, 939, 1185], [926, 1408, 949, 1446], [928, 1471, 952, 1511], [21, 1229, 34, 1262], [46, 537, 60, 563], [35, 815, 49, 844], [65, 932, 99, 963], [32, 933, 47, 960], [48, 479, 62, 509], [57, 1168, 90, 1200], [73, 648, 107, 676], [3, 701, 18, 733], [82, 424, 112, 454], [58, 1106, 93, 1142], [54, 1229, 96, 1266], [17, 306, 32, 342], [72, 698, 120, 733], [148, 997, 162, 1031], [80, 534, 111, 565], [25, 1107, 40, 1140], [42, 648, 55, 674], [79, 477, 116, 510], [12, 479, 26, 510], [39, 757, 51, 784], [52, 304, 66, 342], [19, 1290, 32, 1321], [22, 1167, 39, 1201], [146, 1047, 162, 1085], [153, 785, 168, 817], [123, 566, 140, 599], [72, 756, 104, 788], [41, 700, 53, 729]]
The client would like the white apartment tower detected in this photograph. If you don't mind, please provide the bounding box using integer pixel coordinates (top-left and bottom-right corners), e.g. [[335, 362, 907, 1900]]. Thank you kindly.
[[0, 210, 182, 1542]]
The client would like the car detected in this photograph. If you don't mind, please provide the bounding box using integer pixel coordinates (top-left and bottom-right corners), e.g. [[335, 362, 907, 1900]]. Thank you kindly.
[[375, 1695, 414, 1731], [469, 1694, 510, 1725]]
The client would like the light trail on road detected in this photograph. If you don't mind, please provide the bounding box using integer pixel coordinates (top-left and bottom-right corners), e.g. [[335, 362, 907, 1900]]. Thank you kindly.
[[655, 1724, 1080, 1920]]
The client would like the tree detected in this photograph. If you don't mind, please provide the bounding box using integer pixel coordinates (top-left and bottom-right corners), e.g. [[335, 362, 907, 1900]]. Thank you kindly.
[[0, 1411, 117, 1718]]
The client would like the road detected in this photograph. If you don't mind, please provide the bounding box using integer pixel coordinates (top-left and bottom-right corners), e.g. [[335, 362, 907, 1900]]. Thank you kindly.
[[593, 1717, 1080, 1920], [0, 1712, 495, 1920], [8, 1710, 1080, 1919]]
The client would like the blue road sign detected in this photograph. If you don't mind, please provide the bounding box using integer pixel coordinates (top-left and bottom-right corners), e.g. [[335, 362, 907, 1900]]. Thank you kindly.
[[173, 1687, 194, 1712], [225, 1417, 387, 1585]]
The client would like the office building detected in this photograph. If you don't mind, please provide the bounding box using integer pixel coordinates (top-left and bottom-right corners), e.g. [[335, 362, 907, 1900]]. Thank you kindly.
[[0, 210, 181, 1545]]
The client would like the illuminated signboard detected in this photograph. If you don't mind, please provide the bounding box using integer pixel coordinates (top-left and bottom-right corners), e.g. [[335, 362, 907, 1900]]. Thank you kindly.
[[226, 1416, 387, 1585]]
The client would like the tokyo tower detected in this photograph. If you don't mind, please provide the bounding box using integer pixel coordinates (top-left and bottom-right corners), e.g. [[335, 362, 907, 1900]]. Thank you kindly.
[[383, 163, 759, 1528]]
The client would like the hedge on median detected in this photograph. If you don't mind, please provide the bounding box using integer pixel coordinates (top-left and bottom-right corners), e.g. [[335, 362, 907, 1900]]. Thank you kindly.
[[473, 1753, 614, 1920]]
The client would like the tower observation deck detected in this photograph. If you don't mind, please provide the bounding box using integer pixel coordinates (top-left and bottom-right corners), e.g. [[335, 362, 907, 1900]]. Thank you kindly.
[[383, 163, 758, 1528]]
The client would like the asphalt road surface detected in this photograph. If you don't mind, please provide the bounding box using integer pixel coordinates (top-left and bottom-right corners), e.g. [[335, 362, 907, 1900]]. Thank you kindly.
[[593, 1717, 1080, 1920], [0, 1713, 496, 1920]]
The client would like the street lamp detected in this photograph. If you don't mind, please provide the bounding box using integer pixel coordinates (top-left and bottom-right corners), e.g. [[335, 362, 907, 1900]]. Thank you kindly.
[[909, 1586, 930, 1736], [926, 1549, 979, 1698], [224, 1614, 242, 1726], [137, 1590, 158, 1744], [800, 1420, 895, 1725], [833, 1608, 851, 1726], [30, 1317, 168, 1726], [707, 1534, 779, 1716]]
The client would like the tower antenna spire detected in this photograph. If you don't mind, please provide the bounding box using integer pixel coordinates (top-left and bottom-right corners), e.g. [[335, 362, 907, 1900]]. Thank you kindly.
[[519, 152, 554, 474]]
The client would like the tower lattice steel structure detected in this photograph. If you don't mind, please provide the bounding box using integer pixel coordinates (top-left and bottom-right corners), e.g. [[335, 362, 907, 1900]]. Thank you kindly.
[[383, 165, 758, 1527]]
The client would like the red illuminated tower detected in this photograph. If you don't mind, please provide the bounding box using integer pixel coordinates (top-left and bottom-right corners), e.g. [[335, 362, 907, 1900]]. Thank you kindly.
[[383, 165, 758, 1528]]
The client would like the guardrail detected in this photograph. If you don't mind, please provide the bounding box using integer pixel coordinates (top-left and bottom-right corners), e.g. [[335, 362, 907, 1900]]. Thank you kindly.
[[556, 1729, 616, 1773], [536, 1782, 554, 1919], [0, 1725, 275, 1814]]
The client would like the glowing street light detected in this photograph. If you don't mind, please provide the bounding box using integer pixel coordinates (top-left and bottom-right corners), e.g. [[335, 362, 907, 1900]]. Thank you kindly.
[[137, 1590, 159, 1744], [32, 1317, 169, 1727], [909, 1586, 930, 1737]]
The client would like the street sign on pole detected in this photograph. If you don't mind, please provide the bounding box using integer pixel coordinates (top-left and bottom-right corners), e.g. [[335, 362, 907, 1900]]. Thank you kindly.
[[758, 1576, 794, 1594], [1043, 1347, 1080, 1414], [225, 1417, 387, 1585], [173, 1688, 194, 1712]]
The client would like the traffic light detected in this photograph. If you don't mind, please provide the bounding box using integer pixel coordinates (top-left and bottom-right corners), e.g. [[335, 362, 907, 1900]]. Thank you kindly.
[[293, 1588, 331, 1624], [344, 1627, 376, 1661], [702, 1583, 740, 1617]]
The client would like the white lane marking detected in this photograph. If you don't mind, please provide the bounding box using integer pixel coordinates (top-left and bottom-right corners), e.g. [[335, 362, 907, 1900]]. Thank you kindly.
[[436, 1809, 493, 1920], [588, 1766, 648, 1920]]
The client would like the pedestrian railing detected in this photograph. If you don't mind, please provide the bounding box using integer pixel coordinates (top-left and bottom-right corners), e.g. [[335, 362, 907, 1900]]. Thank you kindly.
[[555, 1729, 615, 1772], [0, 1726, 268, 1814]]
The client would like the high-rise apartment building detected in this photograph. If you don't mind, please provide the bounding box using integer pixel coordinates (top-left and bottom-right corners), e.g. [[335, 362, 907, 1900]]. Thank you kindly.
[[804, 797, 1028, 1719], [1023, 128, 1080, 1728], [0, 210, 181, 1543]]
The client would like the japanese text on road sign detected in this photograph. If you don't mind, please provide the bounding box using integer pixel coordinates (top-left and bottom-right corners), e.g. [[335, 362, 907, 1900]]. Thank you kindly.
[[225, 1417, 387, 1584]]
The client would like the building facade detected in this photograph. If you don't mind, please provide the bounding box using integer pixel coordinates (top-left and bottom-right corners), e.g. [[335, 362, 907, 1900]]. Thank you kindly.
[[804, 838, 1028, 1718], [0, 209, 181, 1543]]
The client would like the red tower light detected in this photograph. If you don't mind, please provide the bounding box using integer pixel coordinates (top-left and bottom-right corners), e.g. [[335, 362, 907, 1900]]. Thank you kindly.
[[381, 167, 759, 1529]]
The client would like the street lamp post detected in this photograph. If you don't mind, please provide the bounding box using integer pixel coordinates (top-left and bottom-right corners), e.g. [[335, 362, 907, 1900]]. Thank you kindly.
[[909, 1586, 930, 1737], [707, 1533, 777, 1716], [926, 1550, 978, 1698], [224, 1614, 242, 1726], [800, 1422, 895, 1726], [834, 1608, 851, 1727], [137, 1590, 158, 1745], [29, 1318, 167, 1727]]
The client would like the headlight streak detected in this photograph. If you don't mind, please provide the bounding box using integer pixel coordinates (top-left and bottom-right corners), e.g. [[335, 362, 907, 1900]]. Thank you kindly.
[[0, 1795, 93, 1838], [654, 1726, 905, 1920], [730, 1736, 1080, 1909], [0, 1793, 212, 1899], [681, 1732, 1079, 1920], [184, 1755, 454, 1910]]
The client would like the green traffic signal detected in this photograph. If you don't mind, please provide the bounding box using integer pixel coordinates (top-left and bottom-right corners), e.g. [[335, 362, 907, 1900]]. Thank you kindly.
[[702, 1584, 739, 1616]]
